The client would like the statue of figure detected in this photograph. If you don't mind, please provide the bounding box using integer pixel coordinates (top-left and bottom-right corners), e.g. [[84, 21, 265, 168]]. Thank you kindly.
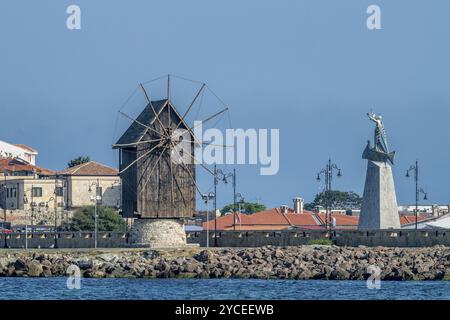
[[363, 112, 395, 164], [367, 112, 389, 154]]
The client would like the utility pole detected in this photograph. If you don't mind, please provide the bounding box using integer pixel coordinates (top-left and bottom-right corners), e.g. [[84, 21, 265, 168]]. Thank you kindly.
[[233, 168, 236, 231], [214, 165, 218, 247], [54, 175, 58, 248], [95, 178, 99, 249]]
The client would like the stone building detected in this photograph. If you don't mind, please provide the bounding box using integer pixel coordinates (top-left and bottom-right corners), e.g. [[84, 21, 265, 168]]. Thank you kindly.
[[57, 161, 121, 209], [1, 161, 121, 213]]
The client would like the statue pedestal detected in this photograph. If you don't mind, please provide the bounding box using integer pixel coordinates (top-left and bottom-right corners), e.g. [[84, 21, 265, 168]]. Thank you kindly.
[[130, 219, 187, 248], [358, 160, 400, 229]]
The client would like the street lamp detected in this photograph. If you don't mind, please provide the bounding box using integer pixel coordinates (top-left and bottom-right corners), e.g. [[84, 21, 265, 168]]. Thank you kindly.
[[2, 175, 7, 248], [22, 186, 35, 250], [236, 193, 245, 229], [213, 166, 236, 244], [316, 159, 342, 238], [202, 192, 215, 248], [215, 167, 237, 231], [88, 179, 101, 248], [406, 160, 428, 230]]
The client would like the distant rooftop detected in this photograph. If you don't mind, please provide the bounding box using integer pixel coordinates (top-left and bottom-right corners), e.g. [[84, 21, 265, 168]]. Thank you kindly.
[[58, 161, 118, 176], [0, 157, 53, 176]]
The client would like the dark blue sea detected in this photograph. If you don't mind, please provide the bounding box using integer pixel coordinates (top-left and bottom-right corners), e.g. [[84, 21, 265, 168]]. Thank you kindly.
[[0, 278, 448, 300]]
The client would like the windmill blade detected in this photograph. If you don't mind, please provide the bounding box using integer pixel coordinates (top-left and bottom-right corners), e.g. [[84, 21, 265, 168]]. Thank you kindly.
[[169, 104, 175, 215], [140, 83, 170, 138], [170, 141, 203, 197], [162, 150, 187, 211], [113, 138, 162, 148], [180, 144, 221, 179], [201, 141, 233, 148], [138, 145, 168, 195], [118, 110, 164, 137], [118, 144, 159, 174], [173, 83, 206, 133], [171, 167, 188, 208], [190, 107, 229, 131]]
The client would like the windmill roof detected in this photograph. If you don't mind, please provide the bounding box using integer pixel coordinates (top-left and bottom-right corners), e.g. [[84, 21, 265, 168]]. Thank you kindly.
[[113, 99, 168, 148]]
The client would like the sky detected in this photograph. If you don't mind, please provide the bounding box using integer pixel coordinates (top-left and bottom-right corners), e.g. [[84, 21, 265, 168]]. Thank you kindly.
[[1, 0, 450, 210]]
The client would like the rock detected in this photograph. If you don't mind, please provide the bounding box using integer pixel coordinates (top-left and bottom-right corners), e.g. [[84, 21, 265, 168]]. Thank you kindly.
[[26, 260, 43, 277], [76, 259, 92, 270], [272, 249, 284, 259], [14, 258, 27, 271], [98, 253, 119, 263], [331, 268, 351, 280], [195, 250, 216, 262]]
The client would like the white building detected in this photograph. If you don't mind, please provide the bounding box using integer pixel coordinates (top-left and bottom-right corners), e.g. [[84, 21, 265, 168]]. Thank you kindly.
[[0, 140, 37, 165]]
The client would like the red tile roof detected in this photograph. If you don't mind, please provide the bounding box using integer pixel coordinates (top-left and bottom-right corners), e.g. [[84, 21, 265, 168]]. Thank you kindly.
[[0, 158, 53, 176], [400, 214, 428, 225], [58, 161, 118, 176], [202, 208, 429, 231]]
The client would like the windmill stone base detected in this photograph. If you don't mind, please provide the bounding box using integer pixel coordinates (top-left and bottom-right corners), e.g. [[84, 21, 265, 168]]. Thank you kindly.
[[130, 219, 187, 248], [358, 160, 401, 230]]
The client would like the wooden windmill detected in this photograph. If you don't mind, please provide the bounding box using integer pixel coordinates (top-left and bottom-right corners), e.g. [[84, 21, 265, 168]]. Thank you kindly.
[[113, 75, 229, 220]]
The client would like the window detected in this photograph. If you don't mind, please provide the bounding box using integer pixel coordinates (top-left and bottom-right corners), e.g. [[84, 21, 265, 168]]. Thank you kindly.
[[32, 187, 42, 197], [55, 187, 64, 197], [6, 188, 17, 198]]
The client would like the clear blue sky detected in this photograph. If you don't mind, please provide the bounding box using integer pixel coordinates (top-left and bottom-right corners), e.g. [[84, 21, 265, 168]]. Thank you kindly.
[[1, 0, 450, 209]]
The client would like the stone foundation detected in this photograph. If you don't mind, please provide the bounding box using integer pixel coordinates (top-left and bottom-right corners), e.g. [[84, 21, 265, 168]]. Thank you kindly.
[[130, 219, 187, 248]]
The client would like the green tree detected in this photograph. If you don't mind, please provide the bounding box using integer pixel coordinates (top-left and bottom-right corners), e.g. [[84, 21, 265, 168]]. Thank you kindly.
[[67, 156, 91, 168], [63, 206, 126, 231], [304, 190, 362, 211], [221, 202, 267, 215]]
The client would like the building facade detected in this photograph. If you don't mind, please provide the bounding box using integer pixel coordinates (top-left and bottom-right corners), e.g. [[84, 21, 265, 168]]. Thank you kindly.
[[1, 161, 121, 212], [0, 140, 37, 165]]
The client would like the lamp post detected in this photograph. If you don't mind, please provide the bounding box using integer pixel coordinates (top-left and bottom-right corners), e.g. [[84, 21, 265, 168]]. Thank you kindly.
[[2, 175, 7, 248], [88, 179, 101, 248], [202, 192, 215, 248], [214, 168, 237, 230], [23, 187, 34, 250], [406, 160, 428, 230], [236, 193, 245, 229], [316, 159, 342, 238], [213, 166, 236, 244]]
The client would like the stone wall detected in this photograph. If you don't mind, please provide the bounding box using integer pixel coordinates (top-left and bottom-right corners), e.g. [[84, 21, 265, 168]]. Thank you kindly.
[[0, 231, 128, 248], [0, 229, 448, 249], [186, 229, 450, 247]]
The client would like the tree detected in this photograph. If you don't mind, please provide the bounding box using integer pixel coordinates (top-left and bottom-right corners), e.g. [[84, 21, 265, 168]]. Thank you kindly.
[[67, 156, 90, 168], [62, 206, 126, 231], [221, 202, 267, 215], [304, 190, 362, 211]]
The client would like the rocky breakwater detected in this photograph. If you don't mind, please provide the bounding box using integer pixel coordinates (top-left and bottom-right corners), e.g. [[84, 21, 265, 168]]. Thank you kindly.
[[0, 245, 449, 280]]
